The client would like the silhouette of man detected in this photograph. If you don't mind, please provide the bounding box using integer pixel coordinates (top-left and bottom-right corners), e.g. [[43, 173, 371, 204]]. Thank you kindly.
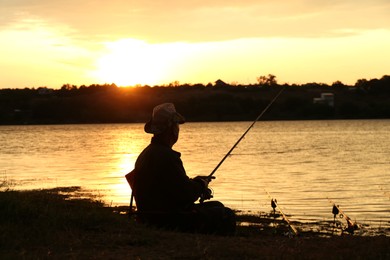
[[126, 103, 236, 235]]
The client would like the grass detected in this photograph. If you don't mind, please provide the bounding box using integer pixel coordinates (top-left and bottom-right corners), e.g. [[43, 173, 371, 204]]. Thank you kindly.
[[0, 186, 389, 259]]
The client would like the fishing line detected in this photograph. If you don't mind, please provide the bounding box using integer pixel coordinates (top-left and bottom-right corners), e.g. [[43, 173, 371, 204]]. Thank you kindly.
[[208, 86, 285, 178], [379, 186, 390, 200]]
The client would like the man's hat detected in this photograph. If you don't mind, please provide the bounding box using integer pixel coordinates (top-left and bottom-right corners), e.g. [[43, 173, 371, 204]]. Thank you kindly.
[[144, 103, 185, 134]]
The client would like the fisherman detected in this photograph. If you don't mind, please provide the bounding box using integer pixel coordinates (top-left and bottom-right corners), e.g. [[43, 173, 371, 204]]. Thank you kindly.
[[126, 103, 236, 235]]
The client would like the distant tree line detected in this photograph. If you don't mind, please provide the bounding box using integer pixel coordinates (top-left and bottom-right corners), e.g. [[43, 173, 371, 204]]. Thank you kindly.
[[0, 75, 389, 125]]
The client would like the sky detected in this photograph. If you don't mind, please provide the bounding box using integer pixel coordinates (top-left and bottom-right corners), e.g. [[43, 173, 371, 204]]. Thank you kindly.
[[1, 0, 389, 88]]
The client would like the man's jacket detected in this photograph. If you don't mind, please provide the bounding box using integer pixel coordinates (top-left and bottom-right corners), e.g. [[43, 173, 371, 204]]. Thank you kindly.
[[128, 137, 204, 213]]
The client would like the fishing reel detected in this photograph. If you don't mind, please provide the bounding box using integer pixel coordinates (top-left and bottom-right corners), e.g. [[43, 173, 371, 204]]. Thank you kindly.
[[194, 175, 215, 203], [200, 187, 214, 203]]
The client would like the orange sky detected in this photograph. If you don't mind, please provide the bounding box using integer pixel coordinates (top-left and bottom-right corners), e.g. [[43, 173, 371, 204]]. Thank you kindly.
[[1, 0, 389, 88]]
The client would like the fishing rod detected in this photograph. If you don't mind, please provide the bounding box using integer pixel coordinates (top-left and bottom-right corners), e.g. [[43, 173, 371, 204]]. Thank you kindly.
[[207, 87, 285, 179], [266, 190, 299, 236], [327, 198, 358, 234]]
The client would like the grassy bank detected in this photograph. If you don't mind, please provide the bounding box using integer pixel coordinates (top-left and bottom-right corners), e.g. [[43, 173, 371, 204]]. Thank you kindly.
[[1, 186, 389, 259]]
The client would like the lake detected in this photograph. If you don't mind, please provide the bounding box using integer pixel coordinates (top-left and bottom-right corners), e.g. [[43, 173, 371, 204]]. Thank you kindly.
[[1, 120, 389, 233]]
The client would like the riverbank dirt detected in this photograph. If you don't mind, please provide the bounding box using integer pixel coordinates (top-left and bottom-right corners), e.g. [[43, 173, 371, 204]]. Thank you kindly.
[[1, 187, 389, 259]]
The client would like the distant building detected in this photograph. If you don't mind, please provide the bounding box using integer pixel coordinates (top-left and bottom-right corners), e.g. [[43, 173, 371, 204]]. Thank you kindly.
[[37, 87, 54, 95], [215, 79, 229, 87], [313, 93, 334, 107]]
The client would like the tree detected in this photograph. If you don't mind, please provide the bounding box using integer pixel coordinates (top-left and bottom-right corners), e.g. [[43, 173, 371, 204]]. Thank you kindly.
[[256, 74, 277, 86], [168, 81, 180, 87], [61, 84, 77, 91], [331, 80, 345, 88]]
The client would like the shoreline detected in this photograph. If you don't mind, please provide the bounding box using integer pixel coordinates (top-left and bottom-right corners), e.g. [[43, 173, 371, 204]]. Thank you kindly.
[[1, 187, 389, 258]]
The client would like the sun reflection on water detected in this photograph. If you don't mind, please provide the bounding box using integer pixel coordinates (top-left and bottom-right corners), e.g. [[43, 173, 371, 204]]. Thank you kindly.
[[103, 153, 135, 206], [95, 129, 149, 206]]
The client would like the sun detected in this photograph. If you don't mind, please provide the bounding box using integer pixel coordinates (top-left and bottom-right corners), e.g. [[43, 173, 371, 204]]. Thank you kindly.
[[92, 39, 186, 86]]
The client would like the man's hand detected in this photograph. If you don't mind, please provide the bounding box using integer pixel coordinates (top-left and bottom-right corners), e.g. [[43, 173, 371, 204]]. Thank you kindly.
[[200, 188, 213, 202], [194, 176, 215, 202]]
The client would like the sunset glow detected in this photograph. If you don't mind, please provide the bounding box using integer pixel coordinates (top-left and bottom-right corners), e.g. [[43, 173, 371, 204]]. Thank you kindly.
[[1, 1, 389, 88], [92, 40, 187, 86]]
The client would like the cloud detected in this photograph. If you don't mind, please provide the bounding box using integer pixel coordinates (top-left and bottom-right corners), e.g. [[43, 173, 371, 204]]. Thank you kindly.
[[1, 0, 389, 43]]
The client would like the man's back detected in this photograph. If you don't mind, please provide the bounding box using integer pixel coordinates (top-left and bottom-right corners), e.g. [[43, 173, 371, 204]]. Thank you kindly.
[[133, 138, 203, 212]]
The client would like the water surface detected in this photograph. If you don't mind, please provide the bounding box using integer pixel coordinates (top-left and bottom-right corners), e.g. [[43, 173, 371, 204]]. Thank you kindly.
[[1, 120, 389, 232]]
